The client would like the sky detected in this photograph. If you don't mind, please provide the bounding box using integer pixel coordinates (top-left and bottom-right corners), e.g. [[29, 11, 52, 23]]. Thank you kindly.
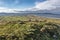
[[0, 0, 46, 9], [0, 0, 60, 13]]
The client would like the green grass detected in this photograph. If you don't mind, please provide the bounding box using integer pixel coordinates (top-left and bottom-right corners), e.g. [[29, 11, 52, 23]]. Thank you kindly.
[[0, 16, 60, 40]]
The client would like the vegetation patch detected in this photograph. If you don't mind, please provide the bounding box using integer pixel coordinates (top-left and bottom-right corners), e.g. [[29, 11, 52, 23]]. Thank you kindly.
[[0, 16, 60, 40]]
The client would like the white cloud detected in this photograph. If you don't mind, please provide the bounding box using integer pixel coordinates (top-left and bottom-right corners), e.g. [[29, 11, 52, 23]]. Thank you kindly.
[[0, 7, 19, 13], [35, 0, 60, 10], [23, 0, 60, 14], [0, 6, 27, 13], [26, 0, 60, 11], [0, 0, 60, 13], [0, 0, 21, 13]]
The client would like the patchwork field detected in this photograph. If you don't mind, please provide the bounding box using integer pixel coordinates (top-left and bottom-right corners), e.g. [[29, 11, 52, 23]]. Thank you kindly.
[[0, 15, 60, 40]]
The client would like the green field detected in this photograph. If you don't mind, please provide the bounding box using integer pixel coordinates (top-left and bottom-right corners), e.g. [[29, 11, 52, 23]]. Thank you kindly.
[[0, 16, 60, 40]]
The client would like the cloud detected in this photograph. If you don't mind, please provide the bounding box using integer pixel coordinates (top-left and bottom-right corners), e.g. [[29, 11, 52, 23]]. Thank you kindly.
[[0, 7, 25, 13], [23, 0, 60, 14], [0, 0, 60, 13], [26, 0, 60, 11], [0, 0, 21, 13], [35, 0, 60, 10], [0, 7, 18, 13]]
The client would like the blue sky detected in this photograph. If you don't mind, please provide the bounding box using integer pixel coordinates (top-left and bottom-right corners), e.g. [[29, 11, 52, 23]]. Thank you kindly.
[[0, 0, 60, 13], [0, 0, 46, 9]]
